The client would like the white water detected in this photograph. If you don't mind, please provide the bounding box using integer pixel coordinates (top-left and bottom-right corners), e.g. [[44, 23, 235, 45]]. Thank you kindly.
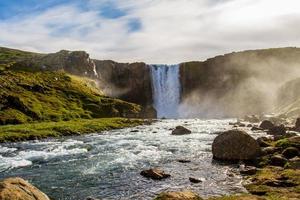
[[0, 119, 251, 200], [150, 65, 181, 118]]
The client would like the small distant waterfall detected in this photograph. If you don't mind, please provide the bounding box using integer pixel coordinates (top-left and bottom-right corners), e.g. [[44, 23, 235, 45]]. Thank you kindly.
[[150, 64, 181, 118]]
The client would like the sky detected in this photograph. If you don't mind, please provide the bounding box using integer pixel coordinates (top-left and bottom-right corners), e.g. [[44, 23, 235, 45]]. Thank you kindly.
[[0, 0, 300, 64]]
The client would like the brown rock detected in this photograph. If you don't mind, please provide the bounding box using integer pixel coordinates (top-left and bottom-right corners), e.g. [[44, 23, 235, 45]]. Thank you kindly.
[[189, 177, 202, 183], [153, 190, 203, 200], [282, 147, 299, 159], [171, 126, 192, 135], [140, 168, 170, 180], [259, 120, 274, 130], [270, 155, 288, 167], [267, 125, 286, 135], [0, 177, 50, 200], [212, 130, 261, 161]]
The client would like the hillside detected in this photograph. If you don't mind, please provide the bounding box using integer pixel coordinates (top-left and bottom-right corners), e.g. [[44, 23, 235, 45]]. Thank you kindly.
[[0, 48, 141, 125]]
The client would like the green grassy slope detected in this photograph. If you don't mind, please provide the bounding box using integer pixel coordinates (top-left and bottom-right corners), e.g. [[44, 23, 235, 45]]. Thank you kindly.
[[0, 47, 142, 125]]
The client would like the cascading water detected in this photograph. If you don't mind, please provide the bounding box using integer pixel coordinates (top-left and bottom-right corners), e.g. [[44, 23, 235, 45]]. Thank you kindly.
[[150, 64, 180, 118]]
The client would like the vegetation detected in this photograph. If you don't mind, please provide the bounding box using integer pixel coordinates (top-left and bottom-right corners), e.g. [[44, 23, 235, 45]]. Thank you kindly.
[[0, 118, 144, 142], [0, 70, 141, 125]]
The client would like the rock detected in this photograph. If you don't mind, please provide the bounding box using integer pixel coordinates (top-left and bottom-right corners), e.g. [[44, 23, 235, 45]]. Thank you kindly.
[[130, 130, 139, 133], [282, 147, 299, 159], [251, 126, 263, 131], [247, 124, 253, 127], [189, 177, 202, 183], [212, 129, 261, 161], [0, 177, 50, 200], [177, 159, 191, 163], [240, 166, 257, 175], [288, 157, 300, 169], [261, 147, 279, 156], [86, 197, 101, 200], [171, 126, 192, 135], [140, 168, 170, 180], [256, 137, 271, 147], [153, 190, 203, 200], [270, 155, 288, 167], [259, 120, 274, 130], [295, 118, 300, 131], [267, 125, 286, 135]]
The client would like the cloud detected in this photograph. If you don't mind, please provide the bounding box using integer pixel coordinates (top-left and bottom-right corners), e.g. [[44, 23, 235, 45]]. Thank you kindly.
[[0, 0, 300, 63]]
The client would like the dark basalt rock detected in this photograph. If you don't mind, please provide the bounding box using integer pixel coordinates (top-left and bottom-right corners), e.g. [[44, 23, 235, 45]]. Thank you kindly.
[[212, 129, 261, 161], [270, 155, 288, 167], [282, 147, 299, 159], [260, 120, 275, 130], [171, 126, 192, 135]]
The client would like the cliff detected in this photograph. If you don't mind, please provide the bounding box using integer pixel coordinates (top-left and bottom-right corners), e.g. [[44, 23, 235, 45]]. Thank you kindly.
[[179, 47, 300, 117]]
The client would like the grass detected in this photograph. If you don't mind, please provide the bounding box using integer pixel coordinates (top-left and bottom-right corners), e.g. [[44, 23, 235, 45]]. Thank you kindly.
[[0, 118, 145, 143], [0, 70, 141, 125]]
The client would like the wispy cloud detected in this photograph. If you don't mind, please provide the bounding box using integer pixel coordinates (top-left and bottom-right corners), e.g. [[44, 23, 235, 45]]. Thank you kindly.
[[0, 0, 300, 63]]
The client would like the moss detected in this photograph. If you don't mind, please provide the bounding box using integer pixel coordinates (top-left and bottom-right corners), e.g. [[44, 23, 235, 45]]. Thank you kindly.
[[0, 70, 141, 125], [0, 118, 144, 142]]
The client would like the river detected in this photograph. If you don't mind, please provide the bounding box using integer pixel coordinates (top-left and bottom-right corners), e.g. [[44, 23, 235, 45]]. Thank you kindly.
[[0, 119, 251, 200]]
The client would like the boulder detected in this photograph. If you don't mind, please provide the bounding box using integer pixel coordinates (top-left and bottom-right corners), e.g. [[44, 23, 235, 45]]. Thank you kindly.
[[288, 157, 300, 169], [171, 126, 192, 135], [259, 120, 274, 130], [140, 168, 170, 180], [212, 130, 261, 161], [282, 147, 299, 159], [189, 177, 202, 183], [270, 155, 288, 167], [256, 137, 272, 147], [153, 191, 203, 200], [0, 177, 50, 200], [267, 125, 286, 135]]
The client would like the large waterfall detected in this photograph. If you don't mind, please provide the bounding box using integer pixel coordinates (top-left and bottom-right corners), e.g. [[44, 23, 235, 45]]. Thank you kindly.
[[150, 64, 181, 118]]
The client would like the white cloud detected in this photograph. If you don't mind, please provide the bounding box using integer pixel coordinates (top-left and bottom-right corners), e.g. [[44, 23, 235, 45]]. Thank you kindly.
[[0, 0, 300, 64]]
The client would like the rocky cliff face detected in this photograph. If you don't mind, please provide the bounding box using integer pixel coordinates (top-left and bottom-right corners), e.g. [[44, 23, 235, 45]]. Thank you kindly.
[[179, 47, 300, 117], [11, 50, 98, 79], [94, 60, 153, 107]]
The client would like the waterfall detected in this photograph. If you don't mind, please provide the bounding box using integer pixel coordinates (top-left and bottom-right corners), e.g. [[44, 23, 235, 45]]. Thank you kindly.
[[150, 64, 181, 118]]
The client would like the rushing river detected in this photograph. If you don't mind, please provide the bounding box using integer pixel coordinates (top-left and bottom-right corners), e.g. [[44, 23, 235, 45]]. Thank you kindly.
[[0, 119, 251, 200]]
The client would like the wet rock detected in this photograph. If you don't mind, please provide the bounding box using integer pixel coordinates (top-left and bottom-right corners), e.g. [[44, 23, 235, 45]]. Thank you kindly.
[[259, 120, 274, 130], [189, 177, 202, 183], [247, 124, 253, 127], [284, 131, 298, 138], [270, 155, 288, 167], [0, 177, 50, 200], [257, 137, 272, 147], [282, 147, 299, 159], [140, 168, 170, 180], [177, 159, 191, 163], [212, 129, 261, 161], [288, 157, 300, 169], [261, 147, 278, 156], [130, 130, 139, 133], [153, 190, 203, 200], [86, 197, 101, 200], [251, 126, 263, 131], [240, 166, 257, 175], [171, 126, 192, 135], [267, 125, 286, 135]]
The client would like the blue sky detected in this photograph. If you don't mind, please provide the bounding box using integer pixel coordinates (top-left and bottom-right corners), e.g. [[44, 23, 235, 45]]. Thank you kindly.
[[0, 0, 300, 63]]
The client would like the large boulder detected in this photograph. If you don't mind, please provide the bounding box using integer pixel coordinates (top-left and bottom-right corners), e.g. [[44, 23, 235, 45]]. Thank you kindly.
[[171, 126, 192, 135], [212, 130, 261, 161], [267, 125, 286, 135], [0, 177, 50, 200], [259, 120, 275, 130], [153, 190, 203, 200]]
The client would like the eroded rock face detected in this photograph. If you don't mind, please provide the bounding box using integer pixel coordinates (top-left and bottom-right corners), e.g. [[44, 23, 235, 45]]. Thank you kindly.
[[153, 190, 203, 200], [212, 130, 261, 161], [94, 60, 153, 108], [0, 177, 50, 200]]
